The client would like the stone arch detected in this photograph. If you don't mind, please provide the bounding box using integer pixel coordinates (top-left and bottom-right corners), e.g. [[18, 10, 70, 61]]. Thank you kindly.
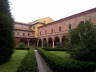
[[48, 37, 53, 48], [69, 24, 71, 29], [43, 38, 47, 48], [30, 38, 37, 47], [62, 36, 66, 47], [20, 38, 27, 45], [15, 38, 21, 46], [16, 38, 27, 47], [38, 39, 42, 48], [54, 36, 60, 48]]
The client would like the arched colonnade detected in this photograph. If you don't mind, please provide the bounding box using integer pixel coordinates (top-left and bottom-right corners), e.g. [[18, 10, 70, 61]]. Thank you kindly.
[[37, 35, 66, 48]]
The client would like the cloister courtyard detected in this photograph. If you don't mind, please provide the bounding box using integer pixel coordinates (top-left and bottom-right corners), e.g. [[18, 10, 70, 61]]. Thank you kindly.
[[0, 0, 96, 72]]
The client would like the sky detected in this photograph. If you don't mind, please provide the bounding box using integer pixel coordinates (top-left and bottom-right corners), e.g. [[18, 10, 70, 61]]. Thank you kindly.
[[9, 0, 96, 23]]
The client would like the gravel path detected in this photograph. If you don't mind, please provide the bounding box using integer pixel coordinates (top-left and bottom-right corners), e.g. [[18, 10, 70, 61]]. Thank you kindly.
[[35, 50, 53, 72]]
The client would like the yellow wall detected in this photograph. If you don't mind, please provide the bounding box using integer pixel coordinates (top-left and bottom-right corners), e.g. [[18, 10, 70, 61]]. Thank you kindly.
[[37, 17, 54, 24], [31, 17, 54, 38], [32, 24, 44, 37]]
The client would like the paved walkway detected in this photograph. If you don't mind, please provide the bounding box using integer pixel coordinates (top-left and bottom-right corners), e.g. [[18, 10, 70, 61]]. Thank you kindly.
[[34, 50, 53, 72]]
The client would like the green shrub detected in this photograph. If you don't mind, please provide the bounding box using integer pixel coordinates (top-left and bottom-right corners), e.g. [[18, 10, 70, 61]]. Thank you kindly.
[[0, 0, 14, 64], [16, 50, 38, 72], [16, 48, 30, 50], [38, 48, 96, 72], [43, 48, 68, 51], [16, 42, 30, 50], [17, 42, 26, 48], [66, 21, 96, 61]]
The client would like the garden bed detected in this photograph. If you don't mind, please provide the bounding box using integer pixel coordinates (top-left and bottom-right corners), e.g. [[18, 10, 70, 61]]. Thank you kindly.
[[16, 47, 30, 50], [16, 50, 38, 72], [49, 51, 71, 59], [38, 48, 96, 72], [0, 50, 28, 72], [43, 48, 69, 51]]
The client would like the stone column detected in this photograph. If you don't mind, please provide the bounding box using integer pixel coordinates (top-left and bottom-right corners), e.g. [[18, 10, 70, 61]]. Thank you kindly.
[[41, 39, 44, 48], [27, 39, 30, 47], [52, 37, 55, 48], [59, 36, 62, 47], [36, 39, 39, 48], [46, 38, 48, 48]]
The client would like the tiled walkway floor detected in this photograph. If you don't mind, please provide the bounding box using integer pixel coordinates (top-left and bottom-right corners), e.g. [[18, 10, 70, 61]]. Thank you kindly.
[[35, 50, 53, 72]]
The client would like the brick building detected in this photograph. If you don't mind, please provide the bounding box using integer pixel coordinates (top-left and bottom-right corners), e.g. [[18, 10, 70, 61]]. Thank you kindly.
[[14, 17, 54, 47], [14, 22, 34, 47], [38, 8, 96, 48], [14, 8, 96, 48]]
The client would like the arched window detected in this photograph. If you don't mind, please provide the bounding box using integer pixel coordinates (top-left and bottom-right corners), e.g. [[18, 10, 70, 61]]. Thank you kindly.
[[23, 33, 25, 36], [45, 30, 47, 34], [51, 28, 53, 33], [17, 32, 20, 35], [39, 31, 41, 35], [69, 24, 71, 29], [28, 33, 30, 36], [59, 26, 61, 32], [80, 21, 84, 24]]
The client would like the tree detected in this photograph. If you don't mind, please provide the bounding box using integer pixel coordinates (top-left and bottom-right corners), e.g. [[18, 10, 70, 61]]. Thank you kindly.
[[68, 21, 96, 61], [0, 0, 14, 64]]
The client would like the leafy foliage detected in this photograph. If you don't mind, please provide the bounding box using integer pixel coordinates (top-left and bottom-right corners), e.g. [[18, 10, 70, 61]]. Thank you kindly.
[[0, 0, 14, 64], [17, 42, 26, 48], [0, 50, 27, 72], [67, 21, 96, 61], [43, 48, 69, 51], [16, 50, 38, 72], [38, 48, 96, 72]]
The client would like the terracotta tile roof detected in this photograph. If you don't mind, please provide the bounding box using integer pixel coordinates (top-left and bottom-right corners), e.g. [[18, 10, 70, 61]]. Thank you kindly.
[[14, 29, 34, 32], [39, 8, 96, 28], [14, 22, 32, 26], [30, 22, 45, 26]]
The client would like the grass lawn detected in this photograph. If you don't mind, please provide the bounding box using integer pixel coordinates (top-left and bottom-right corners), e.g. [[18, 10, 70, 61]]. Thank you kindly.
[[0, 50, 28, 72], [49, 51, 72, 60]]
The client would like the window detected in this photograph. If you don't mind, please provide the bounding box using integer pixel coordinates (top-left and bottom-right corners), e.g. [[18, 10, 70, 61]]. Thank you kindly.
[[39, 32, 41, 35], [44, 20, 46, 23], [23, 33, 25, 36], [17, 32, 20, 35], [69, 24, 71, 29], [45, 30, 47, 34], [28, 33, 30, 36], [80, 21, 84, 24], [29, 26, 32, 29], [51, 29, 53, 33], [59, 26, 61, 32], [33, 26, 35, 29]]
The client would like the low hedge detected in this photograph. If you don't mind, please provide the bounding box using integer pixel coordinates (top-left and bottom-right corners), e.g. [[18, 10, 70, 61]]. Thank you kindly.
[[16, 50, 38, 72], [43, 48, 69, 51], [38, 48, 96, 72], [16, 48, 30, 50]]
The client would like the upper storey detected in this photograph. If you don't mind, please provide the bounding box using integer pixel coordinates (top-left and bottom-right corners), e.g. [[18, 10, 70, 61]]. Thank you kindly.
[[38, 8, 96, 38], [29, 17, 54, 38], [14, 22, 32, 31], [14, 22, 34, 38], [30, 17, 54, 24]]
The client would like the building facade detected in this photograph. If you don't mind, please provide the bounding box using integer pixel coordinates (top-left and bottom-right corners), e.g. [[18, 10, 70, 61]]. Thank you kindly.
[[29, 17, 54, 38], [14, 22, 34, 47], [14, 17, 54, 47], [14, 8, 96, 48], [38, 8, 96, 48]]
